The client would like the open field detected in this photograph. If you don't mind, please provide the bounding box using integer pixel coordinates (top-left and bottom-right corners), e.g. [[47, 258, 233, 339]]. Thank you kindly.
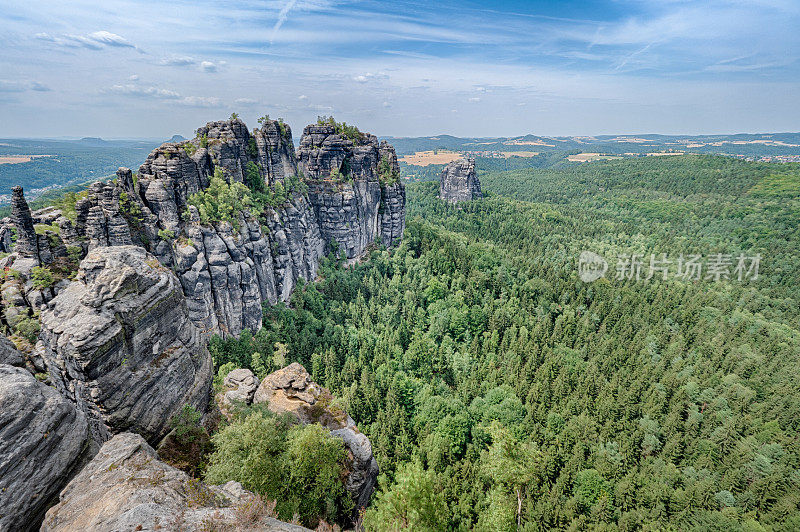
[[399, 150, 464, 165], [0, 155, 51, 164]]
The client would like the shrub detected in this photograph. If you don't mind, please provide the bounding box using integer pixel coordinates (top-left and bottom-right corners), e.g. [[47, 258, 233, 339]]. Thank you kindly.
[[378, 155, 398, 185], [159, 405, 212, 477], [204, 408, 353, 528], [247, 138, 258, 159], [31, 266, 55, 289], [158, 228, 176, 241], [186, 167, 254, 228], [316, 116, 365, 144]]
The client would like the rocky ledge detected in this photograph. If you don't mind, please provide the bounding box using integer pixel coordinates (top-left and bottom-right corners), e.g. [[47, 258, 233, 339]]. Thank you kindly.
[[39, 245, 213, 446], [42, 432, 310, 532]]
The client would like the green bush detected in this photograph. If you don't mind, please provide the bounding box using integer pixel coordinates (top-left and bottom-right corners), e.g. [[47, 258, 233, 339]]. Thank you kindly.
[[186, 167, 254, 228], [31, 266, 55, 289], [158, 405, 212, 477], [158, 228, 175, 241], [204, 408, 352, 527]]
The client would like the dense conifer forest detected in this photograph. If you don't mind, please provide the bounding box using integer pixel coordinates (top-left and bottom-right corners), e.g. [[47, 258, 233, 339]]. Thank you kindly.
[[209, 155, 800, 529]]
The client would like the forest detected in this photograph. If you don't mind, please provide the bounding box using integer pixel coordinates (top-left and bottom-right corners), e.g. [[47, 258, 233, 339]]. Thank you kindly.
[[197, 154, 799, 529]]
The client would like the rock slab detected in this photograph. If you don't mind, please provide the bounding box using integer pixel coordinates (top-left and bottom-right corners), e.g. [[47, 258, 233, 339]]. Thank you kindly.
[[42, 432, 310, 532], [40, 245, 213, 446], [0, 364, 90, 532]]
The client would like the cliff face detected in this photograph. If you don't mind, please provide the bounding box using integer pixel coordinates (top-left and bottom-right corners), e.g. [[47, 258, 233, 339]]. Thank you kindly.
[[439, 157, 481, 202], [40, 245, 213, 446], [298, 124, 405, 259]]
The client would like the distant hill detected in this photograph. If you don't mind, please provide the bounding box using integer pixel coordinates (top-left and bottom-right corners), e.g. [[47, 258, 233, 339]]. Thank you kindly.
[[383, 132, 800, 158], [169, 134, 187, 143], [79, 137, 109, 146]]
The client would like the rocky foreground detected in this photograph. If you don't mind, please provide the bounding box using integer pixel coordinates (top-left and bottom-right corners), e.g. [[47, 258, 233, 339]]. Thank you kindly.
[[0, 117, 402, 530]]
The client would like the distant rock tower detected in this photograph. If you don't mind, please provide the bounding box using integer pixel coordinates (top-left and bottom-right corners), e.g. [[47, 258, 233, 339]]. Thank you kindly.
[[439, 157, 481, 202]]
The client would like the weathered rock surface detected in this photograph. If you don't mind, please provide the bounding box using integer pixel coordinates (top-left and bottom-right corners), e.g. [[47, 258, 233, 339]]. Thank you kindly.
[[298, 124, 405, 260], [39, 245, 212, 446], [254, 363, 379, 510], [439, 157, 481, 202], [0, 364, 90, 532], [0, 117, 405, 339], [216, 368, 259, 420], [42, 432, 310, 532], [0, 334, 23, 367]]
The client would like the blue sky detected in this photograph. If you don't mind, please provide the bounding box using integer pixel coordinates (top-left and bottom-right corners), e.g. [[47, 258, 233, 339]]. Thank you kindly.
[[1, 0, 798, 138]]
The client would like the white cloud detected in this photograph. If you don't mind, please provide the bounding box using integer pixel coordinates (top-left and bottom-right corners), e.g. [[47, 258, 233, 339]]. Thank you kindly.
[[128, 75, 139, 81], [160, 56, 196, 67], [30, 82, 51, 92], [298, 94, 308, 100], [352, 72, 388, 83], [468, 97, 481, 102], [36, 30, 137, 51], [87, 31, 135, 48], [177, 96, 221, 107], [104, 84, 181, 99], [0, 80, 51, 92], [271, 0, 300, 44], [201, 61, 218, 72], [234, 97, 259, 105]]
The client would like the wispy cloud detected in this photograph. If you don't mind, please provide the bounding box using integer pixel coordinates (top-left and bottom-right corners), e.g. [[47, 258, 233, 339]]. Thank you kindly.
[[271, 0, 300, 44], [0, 80, 52, 92], [35, 30, 138, 51], [103, 84, 181, 99]]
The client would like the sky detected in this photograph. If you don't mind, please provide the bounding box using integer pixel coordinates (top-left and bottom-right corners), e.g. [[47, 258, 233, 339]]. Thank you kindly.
[[1, 0, 799, 138]]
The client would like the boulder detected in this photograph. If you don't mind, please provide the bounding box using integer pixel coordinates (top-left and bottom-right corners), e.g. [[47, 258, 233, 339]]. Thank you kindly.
[[41, 432, 310, 532], [253, 363, 379, 510], [39, 245, 213, 446], [0, 334, 23, 367], [0, 364, 90, 531], [216, 368, 259, 419], [439, 157, 482, 202]]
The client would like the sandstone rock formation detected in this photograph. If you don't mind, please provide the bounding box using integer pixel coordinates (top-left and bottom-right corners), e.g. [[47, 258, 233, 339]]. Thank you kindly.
[[39, 245, 213, 446], [0, 364, 90, 532], [0, 334, 23, 367], [439, 157, 482, 202], [0, 117, 405, 339], [216, 367, 259, 420], [42, 432, 310, 532], [299, 124, 405, 259], [253, 363, 379, 510]]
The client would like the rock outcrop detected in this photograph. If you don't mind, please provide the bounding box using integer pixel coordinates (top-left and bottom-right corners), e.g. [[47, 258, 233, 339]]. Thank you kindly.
[[0, 334, 23, 367], [42, 432, 310, 532], [253, 363, 379, 511], [298, 124, 405, 260], [39, 245, 213, 446], [0, 117, 405, 339], [439, 157, 481, 202], [0, 364, 90, 532], [216, 368, 259, 420]]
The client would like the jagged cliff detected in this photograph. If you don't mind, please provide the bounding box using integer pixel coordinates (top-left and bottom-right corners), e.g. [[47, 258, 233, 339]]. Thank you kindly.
[[0, 117, 405, 339], [0, 116, 400, 529]]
